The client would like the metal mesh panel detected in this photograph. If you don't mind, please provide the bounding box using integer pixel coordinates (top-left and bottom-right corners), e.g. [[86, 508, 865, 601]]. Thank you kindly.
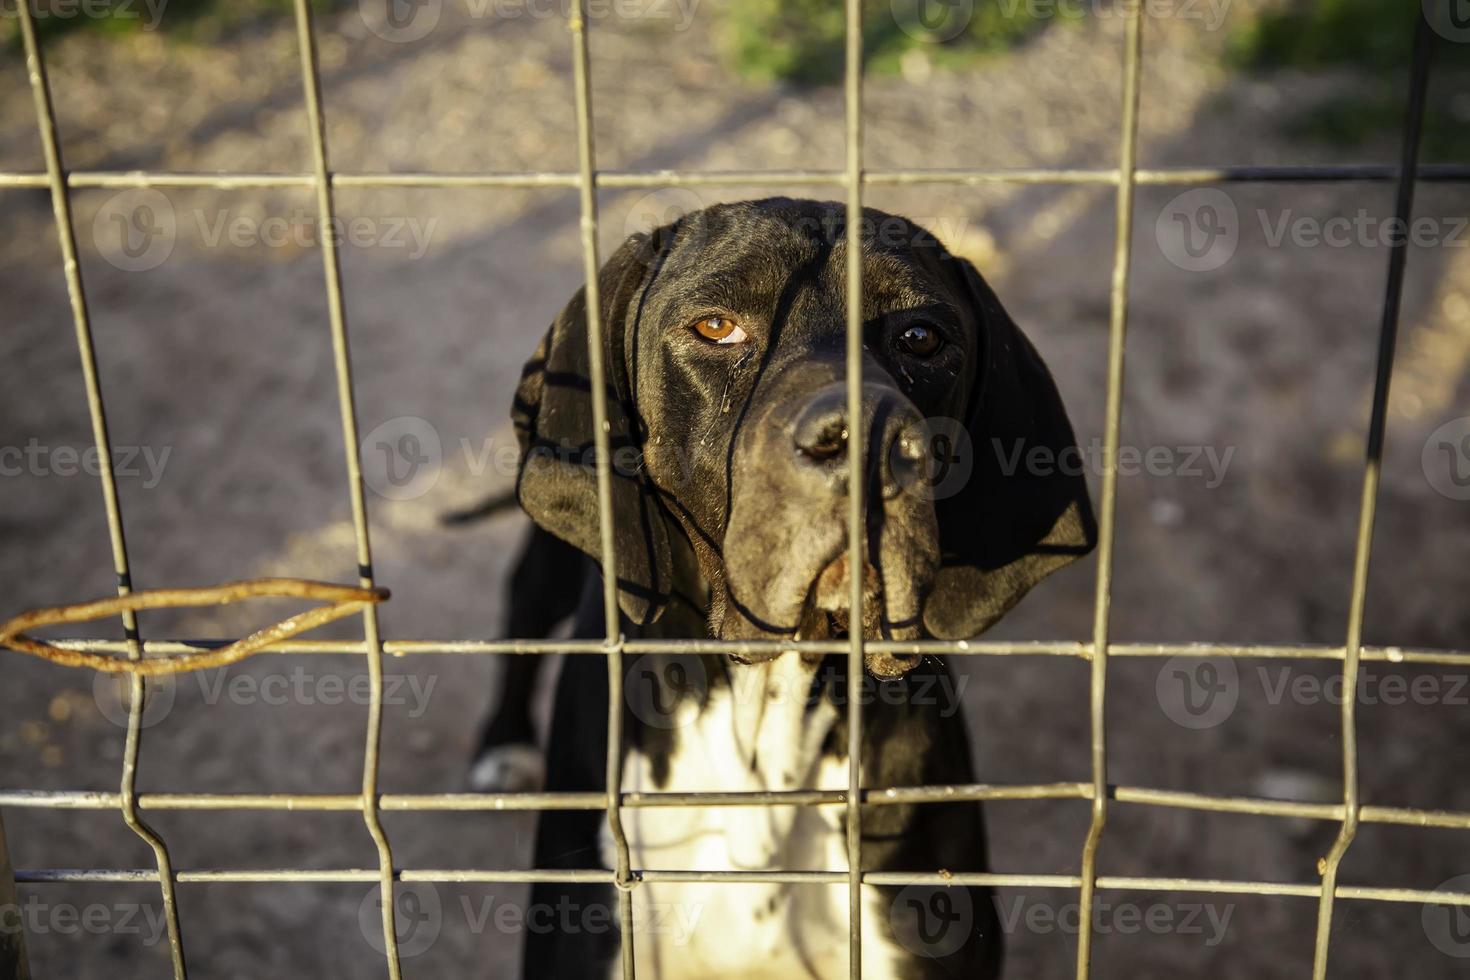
[[4, 2, 1469, 978]]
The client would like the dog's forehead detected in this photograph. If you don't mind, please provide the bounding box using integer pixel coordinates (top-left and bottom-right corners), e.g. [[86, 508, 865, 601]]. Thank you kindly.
[[656, 200, 956, 313]]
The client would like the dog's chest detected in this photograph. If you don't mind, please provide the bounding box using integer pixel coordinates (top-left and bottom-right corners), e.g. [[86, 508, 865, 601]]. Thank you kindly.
[[600, 653, 904, 979]]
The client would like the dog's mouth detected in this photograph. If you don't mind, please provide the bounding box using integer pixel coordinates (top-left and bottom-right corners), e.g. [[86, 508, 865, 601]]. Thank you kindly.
[[788, 555, 923, 679]]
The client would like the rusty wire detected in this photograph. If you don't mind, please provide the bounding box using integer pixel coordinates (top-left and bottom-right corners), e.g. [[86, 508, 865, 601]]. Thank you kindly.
[[0, 579, 387, 676]]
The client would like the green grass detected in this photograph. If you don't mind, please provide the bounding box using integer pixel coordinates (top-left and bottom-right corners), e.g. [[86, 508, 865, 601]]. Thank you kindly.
[[1226, 0, 1424, 71], [718, 0, 1058, 86], [1, 0, 332, 49], [1228, 0, 1470, 159]]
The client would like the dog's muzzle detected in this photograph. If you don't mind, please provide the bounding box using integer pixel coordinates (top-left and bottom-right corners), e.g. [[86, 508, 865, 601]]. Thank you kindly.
[[721, 377, 942, 676]]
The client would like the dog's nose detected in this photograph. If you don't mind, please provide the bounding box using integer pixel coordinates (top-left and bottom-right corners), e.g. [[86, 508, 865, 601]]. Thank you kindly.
[[792, 384, 926, 498]]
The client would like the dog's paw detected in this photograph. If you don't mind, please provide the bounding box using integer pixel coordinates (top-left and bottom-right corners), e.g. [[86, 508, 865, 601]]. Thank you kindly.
[[467, 743, 545, 793]]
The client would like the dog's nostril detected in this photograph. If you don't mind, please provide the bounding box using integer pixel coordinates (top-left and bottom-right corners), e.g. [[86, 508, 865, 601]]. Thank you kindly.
[[893, 432, 925, 466], [796, 417, 848, 462]]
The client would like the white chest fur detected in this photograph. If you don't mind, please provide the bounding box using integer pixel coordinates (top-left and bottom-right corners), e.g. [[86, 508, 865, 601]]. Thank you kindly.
[[599, 653, 905, 979]]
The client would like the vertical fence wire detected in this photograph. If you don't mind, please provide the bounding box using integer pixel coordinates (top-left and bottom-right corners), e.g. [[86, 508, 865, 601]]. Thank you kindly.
[[842, 0, 866, 975], [287, 2, 402, 976], [567, 3, 637, 977], [14, 6, 189, 977], [1075, 2, 1144, 977], [0, 813, 32, 980], [1309, 9, 1435, 979]]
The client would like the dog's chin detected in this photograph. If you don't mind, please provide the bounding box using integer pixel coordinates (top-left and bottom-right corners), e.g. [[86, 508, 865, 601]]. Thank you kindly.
[[725, 554, 928, 678]]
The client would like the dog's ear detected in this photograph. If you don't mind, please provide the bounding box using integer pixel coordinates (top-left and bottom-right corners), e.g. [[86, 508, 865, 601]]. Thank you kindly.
[[512, 233, 674, 626], [922, 257, 1097, 639]]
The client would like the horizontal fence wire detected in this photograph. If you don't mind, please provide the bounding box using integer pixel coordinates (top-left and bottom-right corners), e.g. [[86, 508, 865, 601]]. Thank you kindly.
[[18, 637, 1470, 665], [3, 2, 1466, 979], [3, 165, 1470, 190], [7, 869, 1470, 911], [6, 784, 1470, 829]]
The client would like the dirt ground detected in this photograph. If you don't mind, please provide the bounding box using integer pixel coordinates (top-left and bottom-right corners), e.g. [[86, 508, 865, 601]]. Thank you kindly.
[[2, 2, 1470, 978]]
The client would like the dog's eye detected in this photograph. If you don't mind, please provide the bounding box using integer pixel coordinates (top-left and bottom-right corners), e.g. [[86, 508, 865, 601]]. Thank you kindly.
[[897, 323, 943, 358], [690, 315, 748, 346]]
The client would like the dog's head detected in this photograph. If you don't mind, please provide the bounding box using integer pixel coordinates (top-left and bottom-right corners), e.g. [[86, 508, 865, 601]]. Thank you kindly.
[[513, 198, 1094, 674]]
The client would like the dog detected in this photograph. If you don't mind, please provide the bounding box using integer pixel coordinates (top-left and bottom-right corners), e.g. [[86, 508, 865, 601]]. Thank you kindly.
[[487, 198, 1094, 978]]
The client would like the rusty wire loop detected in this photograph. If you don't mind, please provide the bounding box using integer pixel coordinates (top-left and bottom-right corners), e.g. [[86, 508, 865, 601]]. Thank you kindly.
[[0, 579, 388, 676], [2, 3, 1466, 979]]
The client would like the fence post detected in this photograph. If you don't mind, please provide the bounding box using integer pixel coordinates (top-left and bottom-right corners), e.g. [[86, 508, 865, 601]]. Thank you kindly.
[[0, 812, 31, 980]]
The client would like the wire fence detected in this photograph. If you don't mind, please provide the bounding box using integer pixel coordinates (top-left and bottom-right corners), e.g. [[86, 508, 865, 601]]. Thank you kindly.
[[3, 1, 1469, 978]]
